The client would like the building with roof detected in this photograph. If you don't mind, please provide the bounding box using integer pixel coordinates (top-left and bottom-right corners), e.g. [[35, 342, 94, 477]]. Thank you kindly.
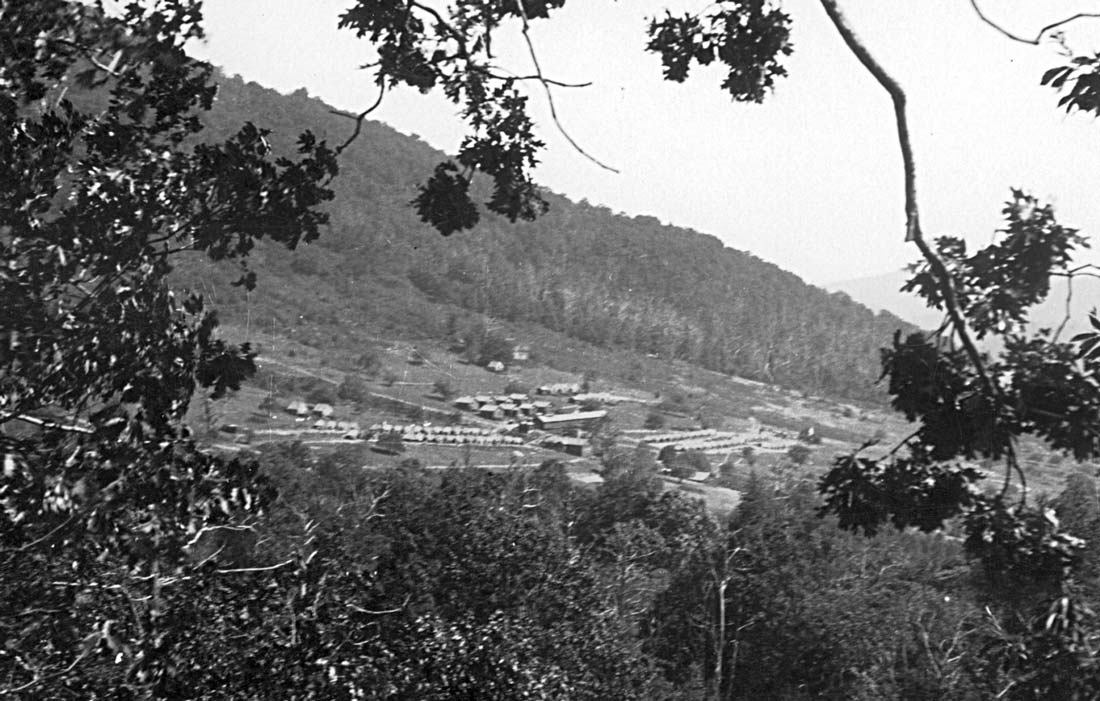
[[453, 396, 478, 411], [478, 404, 502, 420], [543, 436, 588, 457], [534, 410, 608, 434], [286, 400, 310, 417]]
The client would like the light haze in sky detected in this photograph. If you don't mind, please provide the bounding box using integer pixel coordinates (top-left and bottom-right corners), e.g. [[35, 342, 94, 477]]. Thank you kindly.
[[188, 0, 1100, 286]]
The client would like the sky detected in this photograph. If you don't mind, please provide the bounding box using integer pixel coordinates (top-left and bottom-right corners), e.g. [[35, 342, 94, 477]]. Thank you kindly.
[[187, 0, 1100, 286]]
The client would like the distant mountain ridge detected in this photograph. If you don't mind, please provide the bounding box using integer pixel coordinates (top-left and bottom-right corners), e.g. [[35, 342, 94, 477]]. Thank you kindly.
[[172, 72, 919, 401], [828, 269, 1100, 340]]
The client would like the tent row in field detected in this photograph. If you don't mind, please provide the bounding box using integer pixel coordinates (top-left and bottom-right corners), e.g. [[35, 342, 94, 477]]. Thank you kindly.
[[369, 423, 501, 436], [402, 433, 526, 446], [672, 438, 755, 453], [311, 419, 361, 432], [640, 429, 718, 445]]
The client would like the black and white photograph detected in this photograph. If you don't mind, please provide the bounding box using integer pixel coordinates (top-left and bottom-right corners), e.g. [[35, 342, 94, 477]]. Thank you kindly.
[[4, 1, 1100, 697]]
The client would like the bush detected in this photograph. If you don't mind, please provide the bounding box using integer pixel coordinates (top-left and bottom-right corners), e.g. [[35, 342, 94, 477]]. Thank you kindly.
[[338, 374, 369, 404], [477, 332, 513, 367], [741, 446, 757, 466], [787, 444, 812, 466], [306, 383, 337, 405], [356, 349, 384, 377], [433, 378, 456, 400], [698, 413, 723, 430], [643, 412, 666, 430], [657, 445, 679, 465], [503, 380, 529, 395]]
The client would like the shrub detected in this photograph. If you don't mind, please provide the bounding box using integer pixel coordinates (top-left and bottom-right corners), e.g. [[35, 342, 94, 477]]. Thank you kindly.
[[356, 349, 384, 377], [338, 374, 369, 404], [433, 378, 456, 400], [787, 444, 812, 466], [306, 383, 337, 405]]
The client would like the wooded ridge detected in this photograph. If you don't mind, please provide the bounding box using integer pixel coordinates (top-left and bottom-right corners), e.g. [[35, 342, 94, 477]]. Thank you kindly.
[[176, 72, 915, 401]]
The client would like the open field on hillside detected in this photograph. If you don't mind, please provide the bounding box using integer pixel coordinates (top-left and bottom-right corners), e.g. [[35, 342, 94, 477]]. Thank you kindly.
[[194, 323, 1095, 506]]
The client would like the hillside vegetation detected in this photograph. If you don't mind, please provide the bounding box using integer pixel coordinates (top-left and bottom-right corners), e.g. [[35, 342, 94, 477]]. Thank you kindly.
[[175, 73, 915, 401]]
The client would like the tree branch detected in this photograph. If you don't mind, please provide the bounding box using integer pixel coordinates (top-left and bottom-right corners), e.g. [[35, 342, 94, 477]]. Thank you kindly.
[[1054, 273, 1073, 342], [818, 0, 1023, 501], [1, 412, 94, 434], [215, 558, 294, 574], [331, 84, 387, 157], [969, 1, 1100, 45], [513, 0, 619, 174]]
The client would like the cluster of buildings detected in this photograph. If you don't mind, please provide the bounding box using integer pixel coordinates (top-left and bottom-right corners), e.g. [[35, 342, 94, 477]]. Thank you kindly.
[[452, 394, 550, 420], [451, 393, 607, 434]]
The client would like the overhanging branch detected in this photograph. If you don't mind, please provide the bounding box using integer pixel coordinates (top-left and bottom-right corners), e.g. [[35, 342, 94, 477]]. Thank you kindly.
[[817, 0, 1023, 500], [513, 0, 619, 174], [969, 0, 1100, 45]]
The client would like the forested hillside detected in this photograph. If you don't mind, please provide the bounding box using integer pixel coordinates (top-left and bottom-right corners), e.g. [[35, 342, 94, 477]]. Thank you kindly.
[[178, 72, 914, 400]]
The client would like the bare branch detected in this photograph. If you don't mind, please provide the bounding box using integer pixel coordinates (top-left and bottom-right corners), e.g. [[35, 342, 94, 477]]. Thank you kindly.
[[969, 1, 1100, 45], [476, 65, 593, 88], [331, 84, 388, 157], [1054, 273, 1073, 342], [1, 412, 93, 434], [216, 558, 294, 575], [349, 595, 410, 616], [513, 0, 619, 174]]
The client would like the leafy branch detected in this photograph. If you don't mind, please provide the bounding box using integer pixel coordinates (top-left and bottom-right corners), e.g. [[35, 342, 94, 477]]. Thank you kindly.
[[817, 0, 1022, 497]]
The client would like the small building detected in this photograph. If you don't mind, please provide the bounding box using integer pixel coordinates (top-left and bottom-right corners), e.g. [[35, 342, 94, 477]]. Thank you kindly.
[[286, 400, 310, 417], [312, 403, 334, 418], [500, 402, 519, 418], [512, 345, 531, 362], [487, 360, 505, 373], [543, 436, 588, 457], [453, 396, 478, 411], [571, 472, 605, 487], [534, 410, 608, 434], [473, 395, 494, 407], [478, 403, 502, 420]]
